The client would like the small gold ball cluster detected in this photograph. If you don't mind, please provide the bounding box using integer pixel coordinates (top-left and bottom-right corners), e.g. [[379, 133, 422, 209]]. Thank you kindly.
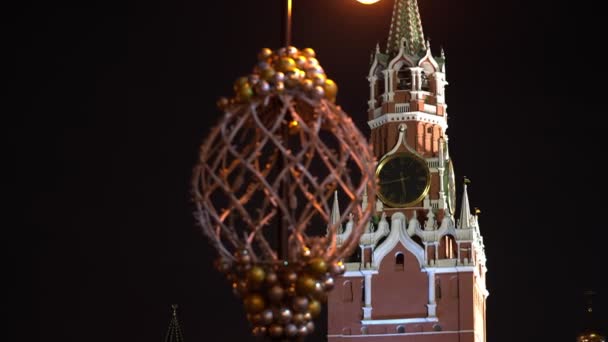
[[215, 249, 346, 339], [217, 46, 338, 110]]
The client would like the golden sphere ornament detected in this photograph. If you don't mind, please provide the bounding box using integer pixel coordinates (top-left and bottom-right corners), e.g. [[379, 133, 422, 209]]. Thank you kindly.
[[296, 275, 317, 295], [308, 299, 322, 318], [247, 266, 266, 287], [307, 258, 328, 276], [244, 294, 266, 314]]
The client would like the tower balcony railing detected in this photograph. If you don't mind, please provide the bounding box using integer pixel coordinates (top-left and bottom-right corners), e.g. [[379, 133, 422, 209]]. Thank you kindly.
[[395, 103, 410, 113]]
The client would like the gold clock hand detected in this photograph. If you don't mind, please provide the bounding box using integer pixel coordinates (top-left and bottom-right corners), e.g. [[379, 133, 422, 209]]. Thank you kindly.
[[379, 178, 404, 185]]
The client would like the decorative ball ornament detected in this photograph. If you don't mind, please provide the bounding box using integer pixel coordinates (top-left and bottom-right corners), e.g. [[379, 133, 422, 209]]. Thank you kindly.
[[193, 46, 376, 340]]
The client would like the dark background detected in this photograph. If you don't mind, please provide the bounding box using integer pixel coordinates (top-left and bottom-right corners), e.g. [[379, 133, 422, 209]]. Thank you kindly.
[[9, 0, 606, 341]]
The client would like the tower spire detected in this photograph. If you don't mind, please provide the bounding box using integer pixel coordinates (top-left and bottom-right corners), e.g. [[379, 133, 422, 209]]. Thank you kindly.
[[164, 304, 185, 342], [459, 178, 472, 229], [386, 0, 426, 56], [330, 190, 343, 233]]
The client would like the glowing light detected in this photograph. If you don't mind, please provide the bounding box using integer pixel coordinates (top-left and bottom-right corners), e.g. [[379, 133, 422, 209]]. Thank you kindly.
[[356, 0, 381, 4]]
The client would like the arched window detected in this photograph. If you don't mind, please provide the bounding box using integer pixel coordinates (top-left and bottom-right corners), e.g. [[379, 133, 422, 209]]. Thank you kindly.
[[420, 70, 430, 91], [440, 235, 456, 259], [361, 326, 368, 335], [396, 325, 405, 333], [375, 68, 385, 104], [397, 65, 412, 90], [395, 252, 404, 271]]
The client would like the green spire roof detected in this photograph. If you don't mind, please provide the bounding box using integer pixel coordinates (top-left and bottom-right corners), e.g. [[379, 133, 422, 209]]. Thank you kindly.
[[386, 0, 426, 56], [164, 304, 184, 342]]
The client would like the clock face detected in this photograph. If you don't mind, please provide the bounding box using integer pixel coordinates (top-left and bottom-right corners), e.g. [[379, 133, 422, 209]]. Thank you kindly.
[[446, 159, 456, 215], [376, 153, 430, 207]]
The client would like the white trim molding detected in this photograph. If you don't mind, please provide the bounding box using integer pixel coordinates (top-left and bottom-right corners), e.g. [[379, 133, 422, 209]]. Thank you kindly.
[[328, 330, 474, 339], [361, 316, 439, 325], [368, 112, 447, 131]]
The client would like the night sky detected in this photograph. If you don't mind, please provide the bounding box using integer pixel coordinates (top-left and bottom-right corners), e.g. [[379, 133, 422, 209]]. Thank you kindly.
[[10, 0, 606, 341]]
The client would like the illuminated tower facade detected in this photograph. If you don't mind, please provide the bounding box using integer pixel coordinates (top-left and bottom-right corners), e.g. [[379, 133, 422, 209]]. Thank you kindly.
[[327, 0, 488, 341]]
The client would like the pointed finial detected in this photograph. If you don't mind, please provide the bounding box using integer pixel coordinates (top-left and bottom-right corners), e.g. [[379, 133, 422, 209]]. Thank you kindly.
[[172, 304, 178, 316], [330, 190, 341, 226], [459, 179, 472, 229], [376, 42, 380, 53], [441, 46, 446, 59], [426, 39, 431, 51]]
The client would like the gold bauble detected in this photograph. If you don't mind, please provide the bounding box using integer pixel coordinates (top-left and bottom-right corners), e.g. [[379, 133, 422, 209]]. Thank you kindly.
[[324, 79, 338, 99], [249, 313, 263, 325], [301, 47, 316, 58], [267, 285, 285, 303], [264, 271, 278, 286], [237, 85, 254, 102], [296, 275, 317, 295], [286, 284, 297, 297], [307, 57, 319, 66], [295, 55, 307, 68], [233, 77, 249, 92], [268, 324, 284, 338], [308, 299, 322, 317], [308, 258, 328, 276], [282, 270, 298, 285], [216, 97, 230, 111], [213, 257, 231, 273], [244, 294, 266, 313], [233, 279, 249, 297], [247, 266, 266, 287], [292, 296, 309, 313], [277, 57, 297, 73], [312, 73, 327, 86], [286, 46, 299, 57], [302, 79, 314, 91], [258, 48, 273, 61], [292, 313, 306, 325], [252, 325, 267, 337], [260, 67, 276, 81]]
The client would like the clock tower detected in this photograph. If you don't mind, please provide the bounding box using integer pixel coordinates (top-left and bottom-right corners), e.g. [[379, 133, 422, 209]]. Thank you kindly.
[[327, 0, 488, 341]]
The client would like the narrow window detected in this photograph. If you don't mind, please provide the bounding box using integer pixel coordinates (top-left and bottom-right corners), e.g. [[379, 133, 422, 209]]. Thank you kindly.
[[343, 281, 353, 302], [396, 325, 405, 333], [395, 253, 404, 271]]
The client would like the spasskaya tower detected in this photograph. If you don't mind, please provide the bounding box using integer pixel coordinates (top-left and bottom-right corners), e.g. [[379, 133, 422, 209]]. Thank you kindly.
[[327, 0, 488, 341]]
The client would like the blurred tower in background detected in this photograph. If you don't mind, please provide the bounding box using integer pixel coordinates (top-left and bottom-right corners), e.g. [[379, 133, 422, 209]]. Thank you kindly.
[[164, 304, 184, 342]]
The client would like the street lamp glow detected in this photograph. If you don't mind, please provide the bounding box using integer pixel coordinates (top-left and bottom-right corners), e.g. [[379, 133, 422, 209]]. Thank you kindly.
[[356, 0, 381, 4]]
